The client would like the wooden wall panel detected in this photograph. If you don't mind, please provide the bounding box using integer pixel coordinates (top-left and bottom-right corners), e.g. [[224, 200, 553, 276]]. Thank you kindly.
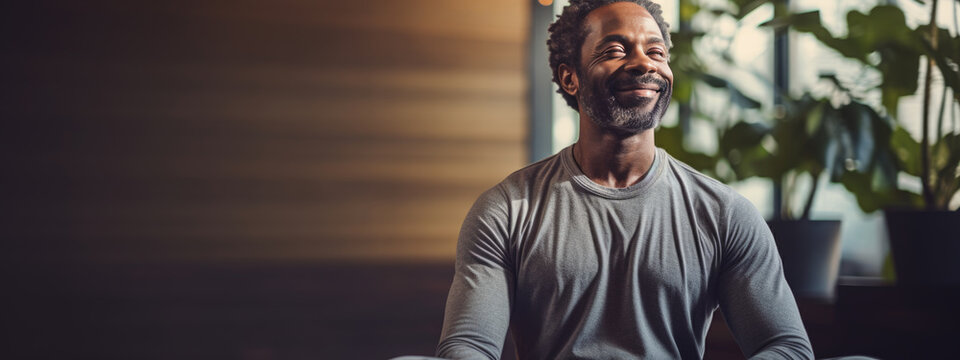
[[4, 0, 529, 263]]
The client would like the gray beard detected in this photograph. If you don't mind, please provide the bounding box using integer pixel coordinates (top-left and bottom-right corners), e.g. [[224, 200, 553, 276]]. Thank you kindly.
[[579, 75, 671, 133]]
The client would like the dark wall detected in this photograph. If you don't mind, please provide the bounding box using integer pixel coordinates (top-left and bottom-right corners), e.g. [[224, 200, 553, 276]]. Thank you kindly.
[[3, 1, 528, 358], [4, 0, 527, 264]]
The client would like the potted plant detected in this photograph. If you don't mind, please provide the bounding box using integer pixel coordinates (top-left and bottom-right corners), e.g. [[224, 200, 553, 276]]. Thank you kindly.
[[717, 85, 899, 298], [770, 2, 960, 286], [658, 0, 882, 299]]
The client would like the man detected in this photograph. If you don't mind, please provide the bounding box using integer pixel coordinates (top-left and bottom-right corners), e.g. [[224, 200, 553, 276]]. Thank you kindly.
[[436, 1, 814, 359]]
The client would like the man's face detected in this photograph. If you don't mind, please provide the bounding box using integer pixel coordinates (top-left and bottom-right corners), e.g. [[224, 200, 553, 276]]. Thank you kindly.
[[576, 2, 673, 133]]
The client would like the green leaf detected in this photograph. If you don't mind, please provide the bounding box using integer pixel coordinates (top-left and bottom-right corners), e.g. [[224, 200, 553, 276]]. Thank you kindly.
[[840, 170, 883, 212], [872, 150, 901, 192], [840, 170, 923, 213], [719, 121, 769, 153], [878, 47, 921, 115], [731, 0, 773, 19], [655, 125, 718, 175], [760, 10, 821, 30], [932, 132, 960, 209], [718, 121, 776, 180], [769, 6, 920, 114], [699, 73, 728, 88], [679, 1, 701, 21], [729, 86, 762, 109], [805, 102, 825, 136], [847, 6, 915, 50], [697, 73, 762, 109], [891, 127, 922, 176], [820, 73, 852, 94], [847, 6, 920, 113], [918, 28, 960, 103], [839, 101, 881, 171], [672, 72, 694, 103]]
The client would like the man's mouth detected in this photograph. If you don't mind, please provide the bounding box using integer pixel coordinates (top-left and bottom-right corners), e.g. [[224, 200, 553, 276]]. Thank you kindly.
[[616, 87, 659, 98], [611, 78, 664, 99]]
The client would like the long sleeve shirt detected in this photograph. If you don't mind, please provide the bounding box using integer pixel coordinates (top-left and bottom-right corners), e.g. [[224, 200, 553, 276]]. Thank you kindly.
[[437, 146, 813, 359]]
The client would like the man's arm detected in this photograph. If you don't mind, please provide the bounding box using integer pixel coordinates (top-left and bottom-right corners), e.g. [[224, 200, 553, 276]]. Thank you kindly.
[[436, 187, 514, 360], [717, 196, 814, 360]]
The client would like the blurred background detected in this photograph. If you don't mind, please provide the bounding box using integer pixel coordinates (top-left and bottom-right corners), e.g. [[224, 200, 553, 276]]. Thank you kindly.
[[4, 0, 526, 358], [2, 0, 958, 359]]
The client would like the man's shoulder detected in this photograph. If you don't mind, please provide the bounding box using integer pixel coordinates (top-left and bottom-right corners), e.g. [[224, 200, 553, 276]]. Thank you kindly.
[[659, 149, 769, 245], [469, 149, 567, 209], [659, 148, 741, 202], [495, 148, 568, 192]]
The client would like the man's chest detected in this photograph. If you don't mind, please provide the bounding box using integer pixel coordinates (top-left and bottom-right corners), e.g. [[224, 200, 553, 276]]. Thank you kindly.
[[511, 195, 722, 309]]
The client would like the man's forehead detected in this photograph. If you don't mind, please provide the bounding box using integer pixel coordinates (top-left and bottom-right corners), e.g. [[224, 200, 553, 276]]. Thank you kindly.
[[583, 2, 660, 41]]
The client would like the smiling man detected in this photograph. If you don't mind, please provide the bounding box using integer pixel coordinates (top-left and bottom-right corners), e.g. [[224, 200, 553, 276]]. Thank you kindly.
[[436, 1, 813, 359]]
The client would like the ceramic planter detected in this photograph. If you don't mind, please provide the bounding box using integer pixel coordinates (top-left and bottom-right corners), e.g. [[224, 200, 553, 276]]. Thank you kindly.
[[884, 209, 960, 287], [767, 220, 843, 299]]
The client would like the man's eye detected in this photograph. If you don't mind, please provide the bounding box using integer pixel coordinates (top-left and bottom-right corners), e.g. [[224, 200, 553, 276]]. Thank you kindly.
[[604, 47, 625, 56], [647, 50, 666, 59]]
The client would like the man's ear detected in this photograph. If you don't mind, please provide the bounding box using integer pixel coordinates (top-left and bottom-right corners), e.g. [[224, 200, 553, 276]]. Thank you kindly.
[[557, 63, 579, 97]]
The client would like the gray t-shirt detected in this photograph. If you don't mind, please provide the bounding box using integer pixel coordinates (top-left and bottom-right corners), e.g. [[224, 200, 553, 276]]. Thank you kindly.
[[437, 146, 813, 360]]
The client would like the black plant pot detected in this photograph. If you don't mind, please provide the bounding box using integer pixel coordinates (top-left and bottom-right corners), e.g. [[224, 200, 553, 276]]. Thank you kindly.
[[766, 220, 843, 299], [884, 209, 960, 287]]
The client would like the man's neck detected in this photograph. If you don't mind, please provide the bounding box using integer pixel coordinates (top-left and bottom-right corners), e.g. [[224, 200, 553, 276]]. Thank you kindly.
[[573, 122, 657, 189]]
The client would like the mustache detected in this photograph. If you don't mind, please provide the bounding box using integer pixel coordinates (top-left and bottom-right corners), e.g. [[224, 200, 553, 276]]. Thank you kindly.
[[608, 74, 669, 91]]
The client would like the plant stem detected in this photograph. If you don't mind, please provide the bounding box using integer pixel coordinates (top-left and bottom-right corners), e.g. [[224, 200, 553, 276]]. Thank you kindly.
[[938, 80, 948, 141], [800, 171, 820, 220], [954, 100, 958, 132], [921, 0, 939, 210], [782, 171, 796, 220], [772, 0, 789, 221]]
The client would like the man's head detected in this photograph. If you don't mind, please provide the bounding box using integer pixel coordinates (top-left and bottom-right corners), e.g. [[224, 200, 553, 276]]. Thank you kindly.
[[548, 0, 673, 133]]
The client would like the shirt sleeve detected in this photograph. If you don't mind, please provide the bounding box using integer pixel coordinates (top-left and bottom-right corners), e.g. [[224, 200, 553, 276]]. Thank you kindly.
[[436, 186, 515, 360], [717, 195, 814, 360]]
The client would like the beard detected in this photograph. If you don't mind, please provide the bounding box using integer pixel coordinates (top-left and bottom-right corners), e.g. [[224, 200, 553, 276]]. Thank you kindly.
[[578, 72, 672, 133]]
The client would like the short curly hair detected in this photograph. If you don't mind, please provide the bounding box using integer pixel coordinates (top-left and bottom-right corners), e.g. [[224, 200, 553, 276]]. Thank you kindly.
[[547, 0, 672, 111]]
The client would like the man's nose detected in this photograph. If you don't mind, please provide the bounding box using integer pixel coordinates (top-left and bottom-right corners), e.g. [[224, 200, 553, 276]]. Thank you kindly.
[[623, 49, 656, 74]]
